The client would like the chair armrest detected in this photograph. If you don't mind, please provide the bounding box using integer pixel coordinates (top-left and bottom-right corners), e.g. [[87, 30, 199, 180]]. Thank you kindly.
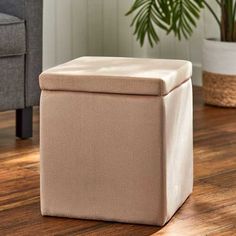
[[0, 0, 43, 107]]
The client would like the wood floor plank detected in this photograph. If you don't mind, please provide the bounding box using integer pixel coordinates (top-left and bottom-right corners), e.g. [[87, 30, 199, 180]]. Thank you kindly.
[[0, 87, 235, 235]]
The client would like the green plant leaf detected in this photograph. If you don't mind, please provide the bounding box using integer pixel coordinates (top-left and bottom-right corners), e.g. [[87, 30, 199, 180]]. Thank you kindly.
[[126, 0, 204, 46], [166, 0, 204, 40], [126, 0, 171, 47]]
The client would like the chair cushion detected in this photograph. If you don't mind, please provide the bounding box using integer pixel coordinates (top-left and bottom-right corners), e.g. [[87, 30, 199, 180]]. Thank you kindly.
[[40, 57, 192, 96], [0, 13, 26, 57]]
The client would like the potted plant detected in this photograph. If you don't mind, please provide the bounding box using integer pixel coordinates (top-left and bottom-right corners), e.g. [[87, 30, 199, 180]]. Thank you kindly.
[[126, 0, 236, 107]]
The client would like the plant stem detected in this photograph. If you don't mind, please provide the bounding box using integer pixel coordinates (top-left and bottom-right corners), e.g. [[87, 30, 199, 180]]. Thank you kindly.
[[204, 0, 236, 42], [214, 0, 222, 7], [232, 0, 236, 41], [203, 1, 221, 29], [221, 0, 227, 41], [219, 0, 236, 42]]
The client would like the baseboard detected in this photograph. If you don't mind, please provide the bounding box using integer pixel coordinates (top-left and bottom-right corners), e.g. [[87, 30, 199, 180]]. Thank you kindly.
[[192, 63, 202, 86]]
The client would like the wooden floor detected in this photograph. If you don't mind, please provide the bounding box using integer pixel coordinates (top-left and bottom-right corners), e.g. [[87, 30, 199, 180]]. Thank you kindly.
[[0, 87, 235, 236]]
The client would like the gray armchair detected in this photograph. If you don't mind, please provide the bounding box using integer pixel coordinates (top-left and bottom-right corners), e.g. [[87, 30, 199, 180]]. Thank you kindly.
[[0, 0, 42, 138]]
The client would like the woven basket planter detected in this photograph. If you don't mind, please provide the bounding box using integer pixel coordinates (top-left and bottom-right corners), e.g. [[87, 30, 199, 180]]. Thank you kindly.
[[203, 39, 236, 108]]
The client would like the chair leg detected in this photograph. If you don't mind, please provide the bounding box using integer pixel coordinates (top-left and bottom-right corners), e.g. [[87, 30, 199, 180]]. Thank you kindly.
[[16, 107, 33, 139]]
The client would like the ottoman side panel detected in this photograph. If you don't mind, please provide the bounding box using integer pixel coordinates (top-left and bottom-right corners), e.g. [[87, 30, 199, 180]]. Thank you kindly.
[[40, 90, 163, 225], [162, 79, 193, 224]]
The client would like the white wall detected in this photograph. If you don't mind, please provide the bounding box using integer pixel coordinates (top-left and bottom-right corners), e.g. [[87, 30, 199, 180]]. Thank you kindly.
[[43, 0, 220, 86]]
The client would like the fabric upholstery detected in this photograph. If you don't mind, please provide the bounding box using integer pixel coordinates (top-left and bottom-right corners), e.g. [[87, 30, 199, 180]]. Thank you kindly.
[[0, 0, 42, 110], [163, 79, 193, 222], [40, 57, 192, 96], [0, 13, 25, 57], [40, 91, 163, 225], [0, 56, 25, 111], [40, 57, 193, 226]]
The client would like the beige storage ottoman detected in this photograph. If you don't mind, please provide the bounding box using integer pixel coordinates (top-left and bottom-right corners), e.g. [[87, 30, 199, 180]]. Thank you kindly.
[[39, 57, 193, 226]]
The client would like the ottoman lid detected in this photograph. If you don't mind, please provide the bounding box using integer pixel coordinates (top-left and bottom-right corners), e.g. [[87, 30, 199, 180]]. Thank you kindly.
[[40, 57, 192, 96]]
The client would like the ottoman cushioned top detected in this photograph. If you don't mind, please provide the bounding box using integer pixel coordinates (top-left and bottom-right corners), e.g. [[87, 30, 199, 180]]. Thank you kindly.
[[40, 57, 192, 96]]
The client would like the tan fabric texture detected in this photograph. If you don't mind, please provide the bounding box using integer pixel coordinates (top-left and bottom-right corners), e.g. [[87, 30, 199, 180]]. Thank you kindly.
[[163, 80, 193, 222], [39, 57, 192, 96], [40, 57, 193, 226]]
